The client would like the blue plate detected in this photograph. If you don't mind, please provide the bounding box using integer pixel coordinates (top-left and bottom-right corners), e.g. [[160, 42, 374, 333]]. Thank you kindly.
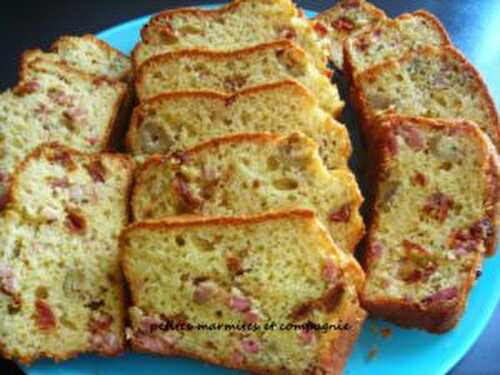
[[23, 6, 500, 375]]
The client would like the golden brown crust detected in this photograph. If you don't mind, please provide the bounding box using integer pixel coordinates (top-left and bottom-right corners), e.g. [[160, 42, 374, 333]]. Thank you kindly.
[[133, 40, 307, 96], [125, 80, 312, 152], [361, 115, 497, 333], [352, 45, 499, 150]]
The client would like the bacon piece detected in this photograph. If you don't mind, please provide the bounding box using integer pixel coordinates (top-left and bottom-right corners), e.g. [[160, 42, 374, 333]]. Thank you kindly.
[[329, 204, 351, 222], [65, 209, 87, 233], [289, 301, 314, 320], [471, 218, 494, 242], [34, 299, 56, 330], [63, 107, 87, 125], [398, 126, 425, 150], [314, 22, 328, 37], [322, 283, 345, 313], [226, 253, 243, 275], [241, 338, 262, 353], [422, 287, 458, 305], [14, 81, 40, 95], [139, 316, 163, 334], [89, 313, 122, 354], [48, 150, 77, 171], [422, 193, 453, 222], [223, 74, 248, 92], [171, 173, 201, 212], [368, 241, 383, 259], [193, 281, 216, 304], [0, 262, 19, 296], [298, 329, 316, 345], [51, 177, 70, 188], [332, 17, 354, 32], [321, 258, 338, 284], [229, 296, 251, 312], [48, 88, 74, 106], [85, 160, 107, 183], [243, 311, 259, 324], [412, 172, 427, 187]]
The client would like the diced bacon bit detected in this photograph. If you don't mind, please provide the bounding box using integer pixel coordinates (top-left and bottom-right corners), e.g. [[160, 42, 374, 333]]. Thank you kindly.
[[89, 312, 113, 332], [63, 106, 87, 125], [193, 281, 216, 304], [48, 88, 74, 106], [51, 177, 70, 188], [329, 203, 352, 222], [386, 131, 399, 156], [448, 229, 479, 255], [89, 313, 121, 353], [298, 329, 316, 345], [332, 17, 355, 32], [321, 258, 339, 284], [85, 160, 107, 183], [422, 193, 454, 222], [289, 301, 314, 320], [231, 350, 245, 365], [422, 287, 458, 305], [400, 264, 436, 284], [34, 299, 56, 330], [397, 126, 425, 151], [402, 240, 429, 255], [14, 80, 40, 95], [229, 296, 251, 313], [243, 311, 259, 324], [313, 22, 328, 37], [64, 209, 87, 234], [35, 103, 52, 116], [412, 172, 427, 187], [0, 262, 19, 297], [139, 316, 163, 334], [132, 333, 177, 353], [279, 26, 297, 40], [223, 74, 248, 92], [92, 77, 112, 87], [0, 193, 8, 211], [226, 253, 244, 275], [87, 136, 99, 146], [241, 338, 262, 353], [321, 283, 345, 313], [368, 241, 383, 259], [471, 218, 494, 243], [171, 173, 201, 212], [48, 150, 77, 171]]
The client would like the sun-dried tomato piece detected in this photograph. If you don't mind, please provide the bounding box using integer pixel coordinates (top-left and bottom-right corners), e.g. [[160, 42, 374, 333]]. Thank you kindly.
[[34, 299, 56, 330]]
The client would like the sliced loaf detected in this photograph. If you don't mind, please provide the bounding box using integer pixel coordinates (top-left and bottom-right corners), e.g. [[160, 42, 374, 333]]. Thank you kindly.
[[315, 0, 386, 69], [353, 46, 499, 151], [0, 57, 127, 206], [127, 81, 350, 170], [362, 116, 498, 333], [122, 209, 366, 375], [0, 143, 134, 363], [131, 133, 364, 253], [134, 41, 343, 117], [344, 10, 450, 78], [135, 0, 330, 72]]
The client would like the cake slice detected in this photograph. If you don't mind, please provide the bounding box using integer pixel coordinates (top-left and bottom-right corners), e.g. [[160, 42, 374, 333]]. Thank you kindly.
[[121, 209, 366, 375], [315, 0, 386, 69], [135, 0, 330, 72], [127, 81, 350, 170], [0, 57, 127, 207], [362, 116, 498, 333], [131, 133, 364, 253], [21, 35, 132, 82], [353, 45, 499, 151], [134, 40, 343, 117], [344, 11, 450, 79], [0, 143, 134, 363]]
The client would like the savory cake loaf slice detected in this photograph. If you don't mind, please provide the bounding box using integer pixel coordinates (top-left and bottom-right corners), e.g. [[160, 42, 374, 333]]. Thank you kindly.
[[122, 209, 366, 375], [0, 57, 127, 208], [22, 35, 132, 82], [131, 133, 364, 253], [135, 0, 330, 72], [127, 81, 351, 170], [134, 41, 343, 117], [315, 0, 386, 69], [362, 116, 498, 333], [0, 143, 134, 363], [344, 10, 450, 78], [353, 45, 499, 151]]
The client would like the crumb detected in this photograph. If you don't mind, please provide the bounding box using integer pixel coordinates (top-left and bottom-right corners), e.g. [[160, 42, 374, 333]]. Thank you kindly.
[[380, 327, 392, 338], [367, 346, 379, 361]]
